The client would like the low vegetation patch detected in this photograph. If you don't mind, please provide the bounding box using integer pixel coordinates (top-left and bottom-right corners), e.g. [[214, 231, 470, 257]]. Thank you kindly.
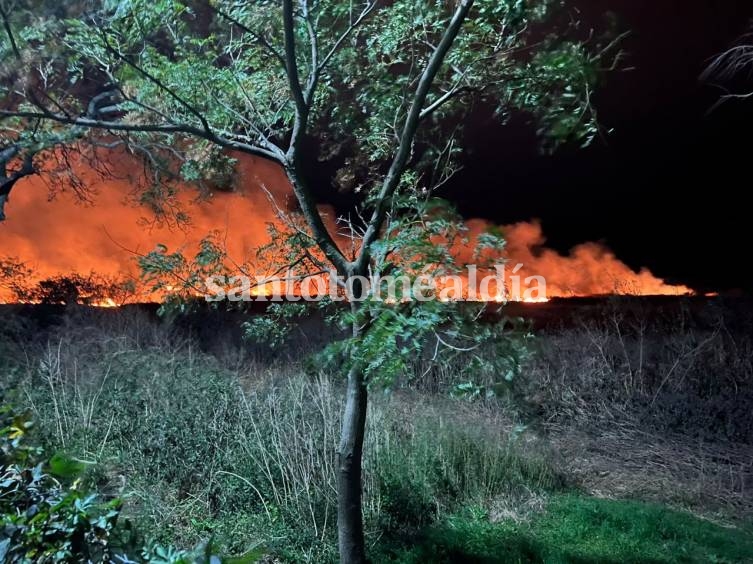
[[1, 305, 752, 562], [382, 495, 753, 563]]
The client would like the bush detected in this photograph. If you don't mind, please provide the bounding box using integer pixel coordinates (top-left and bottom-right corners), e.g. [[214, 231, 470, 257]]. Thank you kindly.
[[0, 407, 128, 563], [5, 304, 751, 561], [0, 406, 262, 564], [523, 301, 753, 443]]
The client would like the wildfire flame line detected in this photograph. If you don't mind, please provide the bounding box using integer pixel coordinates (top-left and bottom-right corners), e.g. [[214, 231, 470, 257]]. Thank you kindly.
[[0, 156, 693, 305]]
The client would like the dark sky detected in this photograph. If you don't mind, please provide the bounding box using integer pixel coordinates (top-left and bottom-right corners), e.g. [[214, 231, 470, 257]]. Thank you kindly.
[[439, 0, 753, 293]]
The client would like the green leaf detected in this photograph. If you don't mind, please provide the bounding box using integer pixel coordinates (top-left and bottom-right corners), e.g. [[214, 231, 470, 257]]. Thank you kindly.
[[48, 452, 91, 480]]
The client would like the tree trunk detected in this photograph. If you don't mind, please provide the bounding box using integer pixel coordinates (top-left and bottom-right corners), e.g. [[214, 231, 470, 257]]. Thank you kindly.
[[337, 362, 368, 563]]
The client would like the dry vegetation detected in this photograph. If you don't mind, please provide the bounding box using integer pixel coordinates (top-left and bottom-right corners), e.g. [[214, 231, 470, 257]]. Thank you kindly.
[[1, 298, 752, 561], [524, 299, 753, 518]]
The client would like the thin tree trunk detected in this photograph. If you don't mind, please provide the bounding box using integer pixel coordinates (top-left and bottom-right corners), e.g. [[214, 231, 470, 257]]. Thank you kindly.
[[332, 6, 477, 554], [337, 361, 368, 563], [337, 294, 370, 563]]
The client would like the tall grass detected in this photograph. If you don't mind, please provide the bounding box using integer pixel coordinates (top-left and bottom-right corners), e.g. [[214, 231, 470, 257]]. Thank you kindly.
[[3, 307, 555, 561], [525, 301, 753, 441], [520, 300, 753, 517], [1, 301, 752, 561]]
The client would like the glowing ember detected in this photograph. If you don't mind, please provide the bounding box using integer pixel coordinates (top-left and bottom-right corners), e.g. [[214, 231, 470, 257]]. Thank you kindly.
[[520, 296, 550, 304]]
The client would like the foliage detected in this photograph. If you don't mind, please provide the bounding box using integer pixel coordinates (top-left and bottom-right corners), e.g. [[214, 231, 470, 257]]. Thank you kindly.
[[1, 0, 613, 159], [139, 233, 228, 314], [242, 302, 310, 349], [0, 0, 621, 294], [316, 198, 535, 392], [144, 196, 536, 393], [18, 274, 137, 306], [4, 315, 556, 561], [0, 257, 32, 300], [2, 309, 753, 562], [0, 408, 123, 563], [0, 406, 262, 564], [0, 257, 138, 305], [0, 1, 625, 558]]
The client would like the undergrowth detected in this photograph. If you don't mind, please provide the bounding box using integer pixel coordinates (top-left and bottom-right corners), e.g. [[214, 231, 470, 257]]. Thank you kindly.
[[1, 305, 752, 562]]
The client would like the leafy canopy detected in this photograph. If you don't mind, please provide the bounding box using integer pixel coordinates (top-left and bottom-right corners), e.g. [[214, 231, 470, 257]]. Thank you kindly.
[[2, 0, 611, 184]]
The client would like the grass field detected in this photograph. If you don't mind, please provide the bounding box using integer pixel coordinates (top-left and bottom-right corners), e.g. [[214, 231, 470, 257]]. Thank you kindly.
[[1, 300, 751, 562], [382, 496, 753, 563]]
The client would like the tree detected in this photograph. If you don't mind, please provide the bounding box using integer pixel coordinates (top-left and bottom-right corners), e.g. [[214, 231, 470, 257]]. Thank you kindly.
[[0, 1, 618, 561]]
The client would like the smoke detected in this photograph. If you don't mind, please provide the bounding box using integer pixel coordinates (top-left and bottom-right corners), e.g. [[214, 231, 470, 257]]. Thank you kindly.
[[0, 155, 295, 285], [0, 156, 691, 301], [472, 219, 691, 297]]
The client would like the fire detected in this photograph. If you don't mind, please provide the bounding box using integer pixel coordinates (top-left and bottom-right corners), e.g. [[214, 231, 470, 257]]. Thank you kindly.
[[3, 297, 120, 307], [520, 296, 550, 304], [482, 294, 549, 304], [0, 155, 694, 304], [464, 220, 692, 298]]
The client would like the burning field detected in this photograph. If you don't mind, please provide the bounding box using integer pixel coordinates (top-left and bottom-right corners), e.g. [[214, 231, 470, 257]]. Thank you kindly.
[[0, 151, 748, 564], [0, 155, 691, 305]]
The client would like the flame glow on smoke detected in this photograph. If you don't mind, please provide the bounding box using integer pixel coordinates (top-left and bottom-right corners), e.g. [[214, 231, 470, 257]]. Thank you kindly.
[[0, 156, 691, 304], [466, 219, 691, 298]]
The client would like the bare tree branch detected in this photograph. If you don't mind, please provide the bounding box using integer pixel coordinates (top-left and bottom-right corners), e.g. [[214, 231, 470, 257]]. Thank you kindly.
[[198, 0, 287, 70], [95, 29, 214, 134], [280, 0, 349, 273], [0, 146, 35, 220], [702, 33, 753, 108], [0, 108, 284, 162], [703, 44, 753, 83], [420, 84, 477, 121], [0, 1, 21, 59], [317, 1, 376, 74], [300, 0, 319, 105], [283, 0, 308, 156]]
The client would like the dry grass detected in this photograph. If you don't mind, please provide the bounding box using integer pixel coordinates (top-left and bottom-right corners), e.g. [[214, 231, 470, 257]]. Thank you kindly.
[[0, 305, 556, 559], [522, 300, 753, 519], [1, 299, 751, 542], [549, 419, 753, 518]]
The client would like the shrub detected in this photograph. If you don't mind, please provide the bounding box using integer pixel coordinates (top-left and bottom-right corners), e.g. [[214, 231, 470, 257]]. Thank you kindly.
[[7, 311, 555, 561], [7, 303, 750, 561], [523, 301, 753, 443], [0, 406, 262, 564], [0, 408, 124, 563]]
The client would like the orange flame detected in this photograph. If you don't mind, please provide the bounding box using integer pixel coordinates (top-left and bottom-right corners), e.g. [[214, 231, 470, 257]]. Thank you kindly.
[[466, 219, 692, 298], [0, 156, 693, 304]]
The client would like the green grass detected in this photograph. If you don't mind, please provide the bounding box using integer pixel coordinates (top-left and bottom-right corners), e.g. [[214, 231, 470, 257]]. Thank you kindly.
[[379, 494, 753, 563]]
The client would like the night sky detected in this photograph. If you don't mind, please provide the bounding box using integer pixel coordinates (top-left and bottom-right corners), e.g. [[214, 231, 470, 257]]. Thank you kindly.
[[439, 0, 753, 294]]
